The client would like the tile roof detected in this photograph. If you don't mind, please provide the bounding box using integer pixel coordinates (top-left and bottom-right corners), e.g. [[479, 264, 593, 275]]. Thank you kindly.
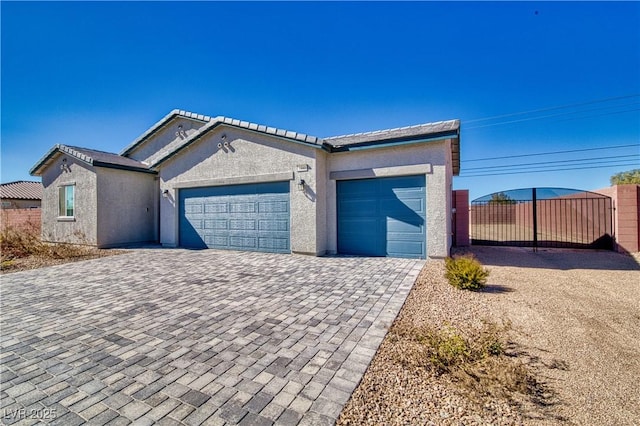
[[31, 110, 461, 177], [120, 109, 212, 156], [325, 120, 460, 147], [0, 181, 43, 200], [30, 144, 154, 176], [148, 115, 324, 168]]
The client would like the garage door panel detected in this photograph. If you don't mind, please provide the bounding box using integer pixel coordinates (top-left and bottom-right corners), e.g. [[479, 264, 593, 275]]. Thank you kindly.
[[229, 202, 256, 213], [229, 236, 257, 249], [204, 235, 228, 247], [387, 218, 424, 234], [259, 219, 289, 231], [205, 203, 227, 213], [387, 241, 424, 258], [259, 237, 289, 251], [185, 203, 204, 214], [338, 179, 378, 197], [338, 175, 426, 259], [380, 198, 424, 216], [259, 201, 289, 213], [339, 199, 378, 216], [229, 219, 256, 230], [179, 182, 290, 253], [204, 219, 228, 230]]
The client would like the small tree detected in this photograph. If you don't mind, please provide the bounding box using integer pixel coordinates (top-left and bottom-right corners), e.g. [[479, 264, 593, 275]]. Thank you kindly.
[[610, 169, 640, 185], [488, 192, 516, 205]]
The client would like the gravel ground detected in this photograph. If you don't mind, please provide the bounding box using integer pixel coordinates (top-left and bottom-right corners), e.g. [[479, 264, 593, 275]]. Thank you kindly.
[[338, 247, 640, 425], [1, 248, 125, 274]]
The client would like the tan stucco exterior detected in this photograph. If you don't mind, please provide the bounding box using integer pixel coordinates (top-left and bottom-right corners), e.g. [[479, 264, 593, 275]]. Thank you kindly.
[[33, 111, 458, 258], [158, 127, 323, 255]]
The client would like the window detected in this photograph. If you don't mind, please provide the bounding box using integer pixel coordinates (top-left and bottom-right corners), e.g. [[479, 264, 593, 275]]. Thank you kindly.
[[59, 185, 74, 217]]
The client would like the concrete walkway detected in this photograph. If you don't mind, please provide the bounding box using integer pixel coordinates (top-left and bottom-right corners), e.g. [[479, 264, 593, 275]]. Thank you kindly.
[[1, 249, 423, 425]]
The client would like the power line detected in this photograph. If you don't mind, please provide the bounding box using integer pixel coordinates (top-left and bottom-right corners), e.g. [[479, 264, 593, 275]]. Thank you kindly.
[[462, 143, 640, 163], [463, 154, 640, 172], [461, 159, 639, 176], [464, 105, 640, 130], [463, 94, 640, 123], [458, 162, 640, 178]]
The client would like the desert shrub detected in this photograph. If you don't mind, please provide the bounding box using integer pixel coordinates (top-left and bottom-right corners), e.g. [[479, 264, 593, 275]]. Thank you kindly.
[[392, 320, 543, 402], [426, 326, 470, 372], [0, 224, 41, 260], [1, 225, 94, 262], [444, 255, 489, 290]]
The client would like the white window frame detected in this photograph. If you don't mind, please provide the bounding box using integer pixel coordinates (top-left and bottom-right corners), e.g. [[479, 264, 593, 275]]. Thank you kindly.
[[58, 184, 75, 219]]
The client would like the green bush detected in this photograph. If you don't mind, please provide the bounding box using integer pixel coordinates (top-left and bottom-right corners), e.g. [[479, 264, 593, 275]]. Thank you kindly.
[[444, 255, 489, 290]]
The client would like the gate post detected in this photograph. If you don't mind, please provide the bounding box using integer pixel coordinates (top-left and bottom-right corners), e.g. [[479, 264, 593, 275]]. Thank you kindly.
[[532, 188, 538, 251]]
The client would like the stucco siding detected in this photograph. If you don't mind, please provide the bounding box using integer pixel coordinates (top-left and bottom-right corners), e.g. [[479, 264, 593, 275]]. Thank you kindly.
[[96, 168, 157, 247], [326, 141, 451, 258], [127, 117, 209, 164], [40, 154, 98, 245], [314, 151, 328, 255], [159, 127, 321, 254]]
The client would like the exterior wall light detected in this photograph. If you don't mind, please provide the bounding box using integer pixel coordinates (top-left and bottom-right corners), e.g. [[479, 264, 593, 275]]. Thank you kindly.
[[162, 189, 169, 198], [298, 179, 305, 191]]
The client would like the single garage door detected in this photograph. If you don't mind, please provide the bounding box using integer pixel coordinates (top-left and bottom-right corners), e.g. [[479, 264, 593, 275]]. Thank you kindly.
[[179, 181, 290, 253], [337, 175, 426, 259]]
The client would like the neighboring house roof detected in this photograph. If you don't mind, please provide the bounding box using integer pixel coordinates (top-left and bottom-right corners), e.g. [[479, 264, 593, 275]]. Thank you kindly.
[[30, 144, 155, 176], [31, 110, 461, 177], [0, 181, 43, 200]]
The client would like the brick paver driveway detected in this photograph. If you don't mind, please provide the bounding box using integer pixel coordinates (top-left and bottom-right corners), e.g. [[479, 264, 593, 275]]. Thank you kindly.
[[1, 249, 423, 425]]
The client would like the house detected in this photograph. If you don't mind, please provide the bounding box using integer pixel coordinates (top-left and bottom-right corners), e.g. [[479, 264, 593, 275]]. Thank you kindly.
[[30, 110, 460, 259], [0, 181, 43, 209]]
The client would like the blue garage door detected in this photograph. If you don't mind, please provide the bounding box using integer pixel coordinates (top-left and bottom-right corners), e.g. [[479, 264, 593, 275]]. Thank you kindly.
[[337, 175, 426, 259], [179, 181, 290, 253]]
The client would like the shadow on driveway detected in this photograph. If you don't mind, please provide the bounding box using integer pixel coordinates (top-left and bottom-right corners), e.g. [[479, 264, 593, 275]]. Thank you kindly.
[[458, 246, 640, 271]]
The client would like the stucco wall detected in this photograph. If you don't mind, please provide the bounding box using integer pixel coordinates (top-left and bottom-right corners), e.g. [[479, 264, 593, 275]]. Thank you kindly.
[[325, 140, 453, 258], [96, 168, 157, 247], [40, 154, 98, 245], [158, 126, 322, 254], [127, 117, 209, 164], [314, 151, 328, 255]]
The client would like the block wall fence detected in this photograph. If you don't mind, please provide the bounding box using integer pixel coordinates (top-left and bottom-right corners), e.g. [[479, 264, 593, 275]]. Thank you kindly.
[[1, 208, 41, 233]]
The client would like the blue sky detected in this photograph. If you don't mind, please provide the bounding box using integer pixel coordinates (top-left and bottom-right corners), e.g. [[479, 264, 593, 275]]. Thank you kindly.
[[2, 1, 639, 200]]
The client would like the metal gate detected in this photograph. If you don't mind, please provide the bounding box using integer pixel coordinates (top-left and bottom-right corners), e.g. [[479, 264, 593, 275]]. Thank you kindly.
[[470, 188, 613, 249]]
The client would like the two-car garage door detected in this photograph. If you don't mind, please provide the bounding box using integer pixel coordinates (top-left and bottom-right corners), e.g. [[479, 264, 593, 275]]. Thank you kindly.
[[179, 181, 290, 253], [178, 175, 426, 258]]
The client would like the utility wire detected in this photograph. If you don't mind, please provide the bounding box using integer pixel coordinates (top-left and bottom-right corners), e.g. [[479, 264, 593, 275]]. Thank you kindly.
[[463, 143, 640, 163], [464, 105, 640, 130], [463, 154, 640, 171], [458, 162, 640, 178], [460, 159, 639, 176], [463, 94, 640, 123]]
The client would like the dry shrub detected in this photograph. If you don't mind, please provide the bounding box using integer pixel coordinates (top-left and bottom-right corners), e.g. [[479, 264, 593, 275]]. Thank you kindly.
[[1, 225, 97, 268], [389, 320, 542, 402], [1, 224, 41, 260]]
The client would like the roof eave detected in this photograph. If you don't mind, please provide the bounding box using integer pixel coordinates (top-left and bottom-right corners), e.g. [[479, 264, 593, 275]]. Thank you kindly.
[[119, 110, 211, 157], [92, 161, 157, 175], [328, 130, 459, 152], [30, 144, 64, 176], [149, 119, 325, 169]]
